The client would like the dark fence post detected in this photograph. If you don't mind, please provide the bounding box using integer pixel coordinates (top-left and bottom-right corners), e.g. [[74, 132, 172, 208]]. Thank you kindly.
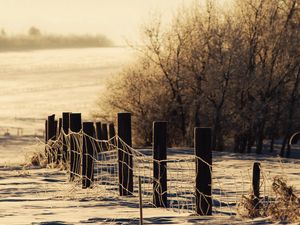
[[82, 122, 95, 188], [109, 123, 116, 138], [54, 120, 58, 138], [195, 127, 212, 215], [95, 122, 102, 152], [69, 113, 82, 181], [53, 119, 58, 163], [153, 121, 167, 207], [58, 118, 62, 137], [109, 123, 116, 146], [45, 120, 48, 142], [47, 114, 56, 163], [62, 112, 71, 163], [95, 122, 102, 139], [102, 123, 108, 150], [102, 123, 108, 140], [48, 115, 56, 140], [56, 118, 62, 163], [45, 120, 48, 160], [117, 112, 133, 196], [252, 162, 260, 211]]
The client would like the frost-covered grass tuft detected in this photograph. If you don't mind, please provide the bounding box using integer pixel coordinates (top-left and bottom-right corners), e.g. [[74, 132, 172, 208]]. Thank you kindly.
[[238, 176, 300, 223]]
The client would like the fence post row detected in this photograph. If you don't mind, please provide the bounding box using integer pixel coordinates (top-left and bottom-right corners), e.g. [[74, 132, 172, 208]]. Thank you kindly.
[[69, 113, 82, 181], [153, 121, 168, 207], [117, 112, 133, 196], [252, 162, 260, 211], [62, 112, 71, 163], [195, 127, 212, 216], [82, 122, 95, 188]]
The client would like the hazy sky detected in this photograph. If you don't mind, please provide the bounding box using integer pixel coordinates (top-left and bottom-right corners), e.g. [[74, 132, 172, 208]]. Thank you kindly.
[[0, 0, 199, 45]]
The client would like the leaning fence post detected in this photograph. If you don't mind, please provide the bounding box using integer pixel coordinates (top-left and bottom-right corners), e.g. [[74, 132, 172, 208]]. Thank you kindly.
[[117, 112, 133, 196], [82, 122, 95, 188], [62, 112, 71, 163], [252, 162, 260, 211], [195, 127, 212, 215], [153, 121, 167, 207], [69, 113, 82, 181]]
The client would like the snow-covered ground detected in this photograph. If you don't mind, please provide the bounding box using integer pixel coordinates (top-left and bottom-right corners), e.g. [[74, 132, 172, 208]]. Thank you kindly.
[[0, 149, 299, 225]]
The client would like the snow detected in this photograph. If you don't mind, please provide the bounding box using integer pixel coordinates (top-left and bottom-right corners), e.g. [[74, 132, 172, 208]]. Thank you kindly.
[[0, 150, 299, 224]]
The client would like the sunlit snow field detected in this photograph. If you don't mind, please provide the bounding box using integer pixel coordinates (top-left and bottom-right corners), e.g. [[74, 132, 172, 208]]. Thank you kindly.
[[0, 47, 132, 130], [0, 47, 133, 164]]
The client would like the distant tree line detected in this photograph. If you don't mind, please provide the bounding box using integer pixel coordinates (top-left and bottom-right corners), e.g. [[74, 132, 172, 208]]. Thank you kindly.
[[95, 0, 300, 156], [0, 26, 113, 50]]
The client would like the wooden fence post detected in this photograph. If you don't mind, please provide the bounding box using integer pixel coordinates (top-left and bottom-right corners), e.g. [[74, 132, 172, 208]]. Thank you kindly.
[[195, 127, 212, 215], [62, 112, 71, 163], [117, 112, 133, 196], [45, 120, 48, 161], [252, 162, 260, 211], [47, 115, 56, 140], [54, 120, 58, 138], [69, 113, 82, 181], [109, 123, 116, 146], [102, 123, 108, 150], [95, 122, 102, 139], [153, 121, 167, 207], [58, 118, 62, 137], [95, 122, 102, 152], [109, 123, 116, 138], [47, 114, 56, 163], [82, 122, 95, 188], [56, 118, 62, 163], [102, 123, 108, 140], [45, 120, 48, 142]]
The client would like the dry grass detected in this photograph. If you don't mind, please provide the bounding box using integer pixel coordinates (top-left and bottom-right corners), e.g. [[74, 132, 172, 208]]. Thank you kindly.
[[267, 176, 300, 222], [238, 176, 300, 223]]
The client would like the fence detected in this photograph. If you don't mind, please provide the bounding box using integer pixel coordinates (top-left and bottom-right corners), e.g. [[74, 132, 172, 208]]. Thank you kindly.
[[44, 112, 279, 217]]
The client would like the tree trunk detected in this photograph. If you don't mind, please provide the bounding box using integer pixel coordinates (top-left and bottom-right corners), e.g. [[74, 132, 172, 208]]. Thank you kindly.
[[234, 134, 240, 153], [247, 129, 255, 153], [270, 137, 274, 153], [212, 112, 223, 151], [280, 135, 288, 157], [285, 143, 291, 158], [256, 121, 265, 154]]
